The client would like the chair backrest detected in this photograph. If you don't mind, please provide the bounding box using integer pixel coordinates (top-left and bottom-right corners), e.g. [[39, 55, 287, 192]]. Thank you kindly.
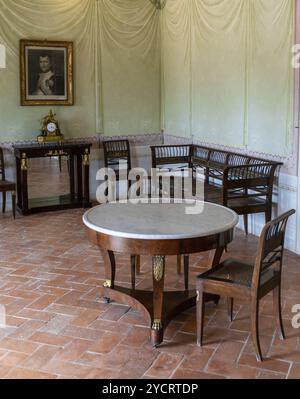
[[151, 145, 192, 169], [251, 209, 295, 290], [103, 140, 131, 171], [0, 147, 5, 181]]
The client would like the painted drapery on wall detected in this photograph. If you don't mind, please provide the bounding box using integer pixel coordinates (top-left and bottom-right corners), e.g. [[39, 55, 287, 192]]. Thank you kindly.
[[162, 0, 295, 155], [0, 0, 160, 141], [0, 0, 296, 157]]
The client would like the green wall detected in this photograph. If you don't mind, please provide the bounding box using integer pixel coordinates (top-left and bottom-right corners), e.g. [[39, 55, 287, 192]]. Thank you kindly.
[[0, 0, 160, 142], [0, 0, 295, 158], [161, 0, 295, 156]]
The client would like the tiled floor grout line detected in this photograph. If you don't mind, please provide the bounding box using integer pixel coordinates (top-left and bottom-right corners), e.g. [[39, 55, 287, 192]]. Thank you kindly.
[[1, 210, 300, 379], [168, 355, 186, 379], [236, 334, 250, 364], [266, 328, 277, 357], [203, 343, 220, 373], [285, 361, 293, 379]]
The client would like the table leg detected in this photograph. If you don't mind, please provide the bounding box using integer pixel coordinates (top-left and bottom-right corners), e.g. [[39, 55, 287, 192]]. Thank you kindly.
[[100, 249, 116, 304], [21, 155, 28, 213], [184, 255, 189, 290], [136, 255, 141, 275], [76, 154, 83, 201], [12, 191, 16, 219], [83, 148, 90, 207], [16, 157, 22, 209], [69, 155, 75, 200], [83, 162, 90, 207], [209, 246, 225, 268], [177, 255, 181, 274], [151, 255, 165, 347], [130, 255, 136, 290]]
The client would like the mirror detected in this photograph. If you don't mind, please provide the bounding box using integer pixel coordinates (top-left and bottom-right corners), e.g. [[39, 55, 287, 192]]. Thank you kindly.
[[28, 156, 70, 200]]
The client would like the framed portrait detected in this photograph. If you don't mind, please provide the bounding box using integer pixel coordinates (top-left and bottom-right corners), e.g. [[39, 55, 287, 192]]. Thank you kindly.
[[20, 40, 74, 106]]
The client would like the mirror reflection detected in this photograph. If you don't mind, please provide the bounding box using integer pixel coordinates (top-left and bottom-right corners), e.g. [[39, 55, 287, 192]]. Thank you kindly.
[[28, 156, 70, 200]]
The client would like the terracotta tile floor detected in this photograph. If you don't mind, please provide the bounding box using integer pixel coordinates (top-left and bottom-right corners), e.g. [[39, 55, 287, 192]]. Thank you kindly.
[[0, 207, 299, 379]]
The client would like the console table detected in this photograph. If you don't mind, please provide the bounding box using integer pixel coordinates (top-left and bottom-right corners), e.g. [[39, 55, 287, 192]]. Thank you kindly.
[[14, 142, 92, 215]]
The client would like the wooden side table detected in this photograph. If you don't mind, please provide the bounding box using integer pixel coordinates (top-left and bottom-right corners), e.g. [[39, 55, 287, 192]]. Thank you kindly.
[[14, 142, 92, 215]]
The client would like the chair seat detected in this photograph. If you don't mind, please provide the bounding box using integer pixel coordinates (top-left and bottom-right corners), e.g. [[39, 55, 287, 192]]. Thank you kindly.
[[198, 259, 277, 287], [228, 196, 266, 207], [0, 180, 16, 192], [205, 182, 222, 193]]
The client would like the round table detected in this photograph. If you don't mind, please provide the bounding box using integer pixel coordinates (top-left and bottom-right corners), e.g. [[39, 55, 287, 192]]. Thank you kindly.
[[83, 200, 239, 346]]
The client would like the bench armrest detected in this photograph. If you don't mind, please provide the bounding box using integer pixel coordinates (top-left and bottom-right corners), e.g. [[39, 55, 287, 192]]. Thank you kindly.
[[223, 163, 278, 186], [222, 163, 278, 205]]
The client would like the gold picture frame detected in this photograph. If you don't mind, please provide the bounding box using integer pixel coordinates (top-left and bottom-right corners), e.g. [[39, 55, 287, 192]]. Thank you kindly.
[[20, 39, 74, 106]]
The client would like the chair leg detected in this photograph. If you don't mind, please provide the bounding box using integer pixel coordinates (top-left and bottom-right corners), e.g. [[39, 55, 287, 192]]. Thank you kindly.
[[251, 299, 263, 361], [2, 191, 6, 213], [265, 209, 272, 224], [243, 214, 248, 235], [273, 284, 285, 340], [130, 255, 136, 290], [196, 289, 205, 346], [12, 191, 16, 219], [183, 255, 189, 290], [177, 255, 181, 274], [227, 297, 234, 322], [59, 156, 62, 173], [136, 255, 141, 275]]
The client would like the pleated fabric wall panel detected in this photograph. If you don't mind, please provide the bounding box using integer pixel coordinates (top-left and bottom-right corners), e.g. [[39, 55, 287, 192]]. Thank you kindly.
[[0, 0, 160, 141], [161, 0, 295, 155], [0, 0, 295, 156]]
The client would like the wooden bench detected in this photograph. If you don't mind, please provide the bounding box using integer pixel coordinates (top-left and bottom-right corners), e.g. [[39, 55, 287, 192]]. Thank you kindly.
[[151, 144, 283, 234]]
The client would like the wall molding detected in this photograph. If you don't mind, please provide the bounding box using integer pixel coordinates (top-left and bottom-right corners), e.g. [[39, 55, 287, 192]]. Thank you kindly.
[[163, 134, 192, 145], [193, 138, 297, 175], [0, 132, 163, 152], [98, 132, 163, 147], [1, 131, 296, 176], [163, 134, 297, 176]]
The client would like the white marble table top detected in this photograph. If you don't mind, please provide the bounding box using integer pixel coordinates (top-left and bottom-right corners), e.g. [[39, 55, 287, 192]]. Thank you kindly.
[[83, 200, 239, 240]]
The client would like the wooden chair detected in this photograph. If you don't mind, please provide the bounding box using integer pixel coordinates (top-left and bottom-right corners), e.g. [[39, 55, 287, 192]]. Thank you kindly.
[[0, 147, 16, 218], [103, 139, 133, 202], [102, 140, 141, 274], [196, 209, 295, 361], [103, 139, 131, 180], [151, 144, 192, 199], [151, 145, 192, 280]]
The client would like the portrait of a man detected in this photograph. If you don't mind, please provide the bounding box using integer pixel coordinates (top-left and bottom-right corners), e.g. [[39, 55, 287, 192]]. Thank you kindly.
[[29, 51, 65, 97], [20, 40, 73, 106]]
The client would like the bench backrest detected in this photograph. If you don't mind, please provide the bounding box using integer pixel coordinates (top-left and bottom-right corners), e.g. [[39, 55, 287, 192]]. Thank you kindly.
[[151, 144, 282, 182], [192, 144, 282, 180], [151, 145, 192, 169]]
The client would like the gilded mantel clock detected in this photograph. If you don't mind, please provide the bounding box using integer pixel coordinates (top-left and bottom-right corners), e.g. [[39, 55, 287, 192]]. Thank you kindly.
[[37, 109, 64, 143]]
